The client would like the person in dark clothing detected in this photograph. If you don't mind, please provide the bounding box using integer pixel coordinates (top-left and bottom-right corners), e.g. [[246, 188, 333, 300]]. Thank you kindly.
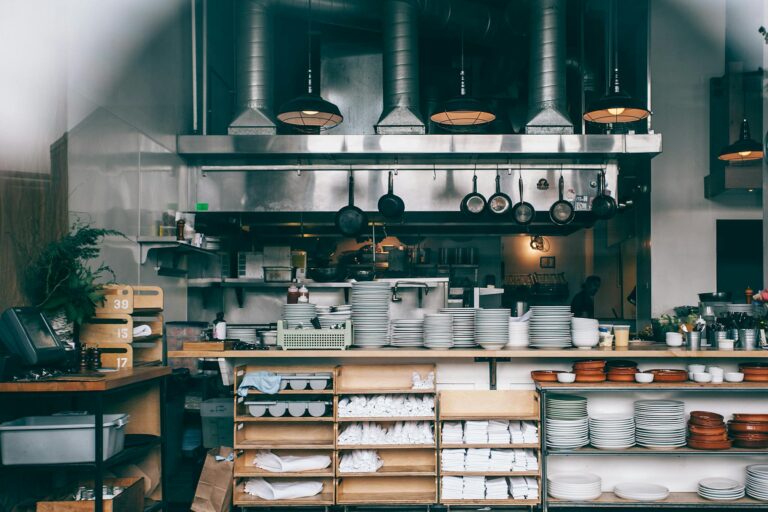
[[571, 275, 601, 318]]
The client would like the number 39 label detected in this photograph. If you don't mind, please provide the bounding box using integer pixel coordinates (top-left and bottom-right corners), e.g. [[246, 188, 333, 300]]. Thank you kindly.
[[113, 299, 130, 310]]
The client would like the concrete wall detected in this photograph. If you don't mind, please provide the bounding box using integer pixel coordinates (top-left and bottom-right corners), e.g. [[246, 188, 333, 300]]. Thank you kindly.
[[650, 0, 762, 316]]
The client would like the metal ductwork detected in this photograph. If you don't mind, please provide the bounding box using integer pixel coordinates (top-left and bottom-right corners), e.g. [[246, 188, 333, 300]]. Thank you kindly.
[[525, 0, 573, 134], [375, 0, 425, 134], [416, 0, 503, 45]]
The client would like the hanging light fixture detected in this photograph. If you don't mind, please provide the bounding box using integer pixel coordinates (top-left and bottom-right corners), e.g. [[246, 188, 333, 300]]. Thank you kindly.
[[430, 29, 495, 129], [277, 0, 342, 131], [583, 0, 650, 124], [718, 118, 763, 162]]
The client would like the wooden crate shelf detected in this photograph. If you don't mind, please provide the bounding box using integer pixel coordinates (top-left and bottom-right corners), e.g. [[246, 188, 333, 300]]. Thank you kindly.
[[337, 416, 435, 422], [441, 443, 540, 449], [234, 449, 335, 478], [235, 416, 335, 423], [338, 466, 436, 477], [337, 444, 435, 450], [441, 470, 540, 477], [439, 390, 540, 420], [339, 389, 436, 395], [233, 479, 334, 507], [336, 364, 435, 394], [235, 420, 335, 448], [336, 476, 437, 505], [244, 389, 333, 396], [441, 498, 540, 506], [235, 442, 335, 450], [338, 448, 435, 478]]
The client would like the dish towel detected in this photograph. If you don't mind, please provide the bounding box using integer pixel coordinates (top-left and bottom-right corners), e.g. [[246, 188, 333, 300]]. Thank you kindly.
[[339, 450, 383, 473], [442, 422, 463, 444], [244, 478, 323, 500], [441, 449, 466, 471], [463, 476, 486, 499], [488, 420, 511, 444], [337, 421, 434, 446], [133, 325, 152, 338], [442, 476, 464, 500], [464, 420, 489, 444], [486, 477, 510, 499], [238, 372, 282, 396], [465, 448, 491, 472], [254, 451, 331, 472]]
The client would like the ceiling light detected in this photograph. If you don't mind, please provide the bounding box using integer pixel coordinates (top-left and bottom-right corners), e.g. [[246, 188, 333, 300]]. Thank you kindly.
[[718, 119, 763, 162]]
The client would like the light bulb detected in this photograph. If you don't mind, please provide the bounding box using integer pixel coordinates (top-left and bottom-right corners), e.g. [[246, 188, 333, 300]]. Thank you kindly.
[[607, 107, 626, 116], [738, 151, 753, 157], [302, 110, 319, 116]]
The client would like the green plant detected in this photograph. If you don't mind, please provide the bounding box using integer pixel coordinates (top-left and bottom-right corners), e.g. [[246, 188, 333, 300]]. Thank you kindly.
[[22, 224, 123, 325]]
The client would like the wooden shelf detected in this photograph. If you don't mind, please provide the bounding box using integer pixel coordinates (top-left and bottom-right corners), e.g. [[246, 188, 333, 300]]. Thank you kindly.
[[235, 442, 335, 450], [245, 389, 333, 395], [235, 416, 335, 423], [339, 389, 435, 395], [439, 390, 539, 420], [442, 443, 540, 449], [233, 482, 334, 507], [337, 491, 437, 505], [441, 470, 540, 477], [337, 416, 435, 422], [235, 469, 334, 478], [336, 364, 436, 394], [548, 446, 768, 456], [0, 367, 171, 393], [338, 465, 436, 477], [548, 492, 767, 507], [337, 444, 435, 450], [441, 414, 540, 421], [539, 381, 768, 390], [441, 498, 539, 506]]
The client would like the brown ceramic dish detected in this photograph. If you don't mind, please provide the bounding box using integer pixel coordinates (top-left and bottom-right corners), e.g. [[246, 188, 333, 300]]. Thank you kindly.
[[574, 373, 607, 383], [733, 438, 768, 448], [531, 370, 562, 382], [733, 414, 768, 423], [690, 411, 724, 422], [688, 438, 732, 450], [606, 367, 638, 374], [648, 369, 688, 382], [573, 360, 607, 370], [605, 360, 638, 369], [688, 432, 728, 441], [729, 422, 768, 434], [607, 373, 636, 382], [689, 424, 728, 436]]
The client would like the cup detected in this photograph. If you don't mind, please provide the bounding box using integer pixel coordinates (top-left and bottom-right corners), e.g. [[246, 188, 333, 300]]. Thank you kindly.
[[666, 332, 683, 347], [614, 325, 630, 347], [686, 331, 701, 350], [708, 366, 724, 376], [599, 324, 614, 334]]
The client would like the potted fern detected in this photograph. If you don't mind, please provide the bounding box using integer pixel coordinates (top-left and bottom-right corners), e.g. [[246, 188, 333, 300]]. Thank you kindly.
[[21, 224, 122, 348]]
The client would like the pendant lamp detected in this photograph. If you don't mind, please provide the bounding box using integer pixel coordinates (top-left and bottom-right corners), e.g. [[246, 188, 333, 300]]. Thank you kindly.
[[277, 0, 342, 131], [718, 119, 763, 162], [431, 30, 495, 128], [583, 0, 650, 124]]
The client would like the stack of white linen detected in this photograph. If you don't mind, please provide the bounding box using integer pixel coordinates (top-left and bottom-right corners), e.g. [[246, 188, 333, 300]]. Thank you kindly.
[[441, 476, 464, 499], [508, 476, 538, 499], [465, 448, 491, 472], [488, 420, 511, 444], [486, 477, 510, 499], [244, 478, 323, 500], [441, 449, 465, 471], [337, 422, 434, 445], [522, 421, 539, 443], [464, 420, 489, 444], [254, 451, 331, 473], [512, 449, 538, 472], [338, 450, 383, 473], [441, 422, 463, 444], [489, 449, 515, 472], [463, 476, 486, 499], [412, 371, 435, 390], [337, 395, 435, 417]]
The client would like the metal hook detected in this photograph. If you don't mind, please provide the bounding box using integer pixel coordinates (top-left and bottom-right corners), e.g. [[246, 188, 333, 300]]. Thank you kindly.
[[433, 165, 437, 181]]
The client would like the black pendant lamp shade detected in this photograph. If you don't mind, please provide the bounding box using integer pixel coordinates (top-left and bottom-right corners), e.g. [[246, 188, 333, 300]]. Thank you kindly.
[[583, 68, 650, 124], [718, 119, 763, 162]]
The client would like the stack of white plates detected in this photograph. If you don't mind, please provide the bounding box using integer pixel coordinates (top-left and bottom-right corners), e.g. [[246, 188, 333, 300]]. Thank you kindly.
[[507, 319, 530, 348], [424, 314, 454, 349], [475, 309, 511, 350], [747, 464, 768, 500], [440, 308, 477, 347], [546, 394, 589, 449], [317, 309, 352, 329], [613, 482, 669, 502], [571, 317, 600, 349], [227, 325, 259, 344], [391, 319, 424, 348], [547, 473, 602, 501], [698, 478, 745, 501], [529, 306, 573, 349], [351, 282, 391, 348], [589, 414, 635, 449], [282, 304, 317, 329], [633, 400, 686, 449]]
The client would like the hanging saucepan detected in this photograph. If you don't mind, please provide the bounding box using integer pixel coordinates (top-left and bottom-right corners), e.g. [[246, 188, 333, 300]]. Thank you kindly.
[[488, 173, 513, 215], [378, 170, 405, 219], [460, 174, 487, 215], [549, 175, 575, 225], [512, 175, 535, 225], [335, 173, 369, 237], [591, 170, 617, 220]]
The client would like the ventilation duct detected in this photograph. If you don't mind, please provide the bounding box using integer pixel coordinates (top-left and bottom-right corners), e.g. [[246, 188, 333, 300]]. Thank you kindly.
[[375, 0, 425, 134], [416, 0, 503, 45], [525, 0, 573, 134]]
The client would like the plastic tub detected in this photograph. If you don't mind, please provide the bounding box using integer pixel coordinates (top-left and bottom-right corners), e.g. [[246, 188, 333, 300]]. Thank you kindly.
[[268, 403, 287, 417], [0, 413, 129, 465], [307, 402, 329, 417], [287, 402, 307, 417]]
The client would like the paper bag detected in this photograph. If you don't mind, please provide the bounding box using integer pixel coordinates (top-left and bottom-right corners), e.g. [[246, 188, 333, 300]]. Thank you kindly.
[[191, 447, 234, 512]]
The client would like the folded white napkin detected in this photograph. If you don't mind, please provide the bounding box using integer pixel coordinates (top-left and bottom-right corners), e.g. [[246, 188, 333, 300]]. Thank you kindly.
[[133, 324, 152, 338], [339, 450, 383, 473], [244, 478, 323, 500], [254, 451, 331, 473]]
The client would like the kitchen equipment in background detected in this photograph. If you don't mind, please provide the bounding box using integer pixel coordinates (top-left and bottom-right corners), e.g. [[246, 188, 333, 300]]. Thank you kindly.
[[591, 170, 617, 220], [238, 251, 264, 279], [309, 267, 341, 282], [513, 301, 529, 317], [699, 292, 733, 302], [291, 250, 308, 280], [549, 175, 575, 225], [512, 175, 535, 225], [488, 173, 512, 215], [460, 174, 487, 215], [336, 173, 368, 237], [378, 171, 406, 219], [263, 246, 292, 268], [387, 247, 408, 275], [456, 247, 478, 265], [264, 266, 292, 282]]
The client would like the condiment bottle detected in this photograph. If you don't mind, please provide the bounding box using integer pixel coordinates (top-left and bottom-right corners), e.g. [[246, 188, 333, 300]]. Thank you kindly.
[[298, 283, 310, 303], [175, 212, 185, 241], [287, 282, 300, 304], [746, 286, 754, 305], [213, 312, 227, 340]]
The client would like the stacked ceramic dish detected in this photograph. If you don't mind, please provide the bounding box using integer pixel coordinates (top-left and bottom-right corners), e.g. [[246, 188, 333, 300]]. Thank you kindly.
[[546, 394, 589, 450], [475, 308, 511, 350], [529, 306, 572, 349], [589, 414, 635, 449], [351, 281, 391, 348], [547, 473, 602, 501], [747, 464, 768, 501], [440, 308, 477, 347], [571, 317, 600, 349], [424, 314, 454, 349], [698, 478, 745, 501], [227, 325, 259, 344], [634, 400, 686, 449], [317, 305, 352, 329], [613, 482, 669, 502], [507, 318, 530, 348], [391, 319, 424, 348], [282, 303, 317, 329]]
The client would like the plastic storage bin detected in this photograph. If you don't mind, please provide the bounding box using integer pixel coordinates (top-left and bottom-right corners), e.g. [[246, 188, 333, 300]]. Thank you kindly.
[[200, 398, 233, 448], [0, 413, 129, 465]]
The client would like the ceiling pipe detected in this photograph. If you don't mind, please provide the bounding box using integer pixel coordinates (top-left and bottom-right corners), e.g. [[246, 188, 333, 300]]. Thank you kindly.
[[415, 0, 504, 45]]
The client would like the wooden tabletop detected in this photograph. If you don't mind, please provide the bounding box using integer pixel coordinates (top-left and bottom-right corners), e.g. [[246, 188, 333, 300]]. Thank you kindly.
[[0, 367, 171, 393]]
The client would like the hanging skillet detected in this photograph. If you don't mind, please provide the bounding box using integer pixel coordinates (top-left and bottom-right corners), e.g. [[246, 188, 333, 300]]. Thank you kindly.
[[512, 175, 535, 225], [591, 170, 617, 220], [335, 173, 368, 237], [488, 173, 512, 215], [378, 170, 405, 219], [549, 175, 575, 225], [460, 174, 487, 215]]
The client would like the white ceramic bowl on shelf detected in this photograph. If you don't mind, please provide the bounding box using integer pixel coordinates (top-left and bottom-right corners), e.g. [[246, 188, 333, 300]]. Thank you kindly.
[[725, 372, 745, 383], [693, 372, 713, 383], [635, 373, 654, 384], [557, 372, 577, 383]]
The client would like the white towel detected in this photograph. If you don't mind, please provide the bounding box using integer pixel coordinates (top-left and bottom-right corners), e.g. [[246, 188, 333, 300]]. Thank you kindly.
[[486, 477, 510, 499], [133, 324, 152, 338], [441, 476, 464, 499], [337, 421, 434, 446], [441, 449, 466, 471], [339, 450, 383, 473], [463, 476, 486, 499], [244, 478, 323, 500], [441, 422, 464, 444], [464, 420, 489, 444], [254, 451, 331, 473]]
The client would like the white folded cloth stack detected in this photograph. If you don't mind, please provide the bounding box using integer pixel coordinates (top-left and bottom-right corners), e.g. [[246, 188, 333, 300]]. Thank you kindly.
[[254, 451, 331, 473], [463, 476, 486, 499], [337, 395, 435, 417], [465, 448, 491, 472], [337, 421, 434, 445], [441, 449, 466, 471], [486, 477, 510, 499], [441, 476, 464, 500], [244, 478, 323, 500], [488, 420, 511, 444], [441, 422, 463, 444], [512, 449, 538, 472], [411, 371, 435, 390], [508, 476, 538, 499], [509, 421, 539, 444], [339, 450, 383, 473], [464, 420, 489, 444], [490, 449, 515, 472]]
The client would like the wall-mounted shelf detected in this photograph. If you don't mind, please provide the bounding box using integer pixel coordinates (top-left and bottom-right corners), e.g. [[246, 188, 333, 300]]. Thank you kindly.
[[136, 237, 220, 264]]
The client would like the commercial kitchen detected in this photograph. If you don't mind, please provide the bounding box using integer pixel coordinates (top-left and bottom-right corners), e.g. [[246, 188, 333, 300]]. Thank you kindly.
[[2, 0, 768, 510]]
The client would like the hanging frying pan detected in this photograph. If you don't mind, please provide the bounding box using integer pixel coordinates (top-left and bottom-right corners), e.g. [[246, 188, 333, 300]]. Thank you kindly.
[[512, 175, 535, 225], [378, 170, 405, 219], [591, 170, 617, 220], [549, 175, 575, 225], [488, 173, 513, 215], [460, 174, 487, 215], [335, 173, 369, 236]]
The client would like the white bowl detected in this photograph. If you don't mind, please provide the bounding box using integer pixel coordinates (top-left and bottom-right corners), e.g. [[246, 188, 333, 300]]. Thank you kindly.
[[725, 372, 745, 383], [688, 364, 706, 373], [693, 372, 713, 383], [666, 338, 684, 347], [557, 373, 577, 383], [635, 373, 654, 383], [573, 338, 600, 349], [719, 339, 735, 350]]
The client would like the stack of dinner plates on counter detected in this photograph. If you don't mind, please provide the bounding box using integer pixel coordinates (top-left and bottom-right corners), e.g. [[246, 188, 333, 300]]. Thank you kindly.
[[440, 308, 477, 348], [391, 319, 424, 348], [282, 303, 317, 329], [475, 309, 511, 350], [351, 281, 391, 348], [547, 473, 602, 501], [588, 414, 635, 449], [424, 314, 454, 349], [698, 478, 745, 501], [747, 464, 768, 500], [613, 482, 669, 502], [507, 318, 530, 348], [316, 305, 352, 329], [529, 306, 573, 349], [546, 394, 589, 450], [227, 325, 259, 344], [634, 400, 686, 449]]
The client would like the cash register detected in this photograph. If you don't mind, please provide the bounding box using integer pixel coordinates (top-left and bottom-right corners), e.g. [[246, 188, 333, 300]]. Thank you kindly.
[[0, 307, 68, 377]]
